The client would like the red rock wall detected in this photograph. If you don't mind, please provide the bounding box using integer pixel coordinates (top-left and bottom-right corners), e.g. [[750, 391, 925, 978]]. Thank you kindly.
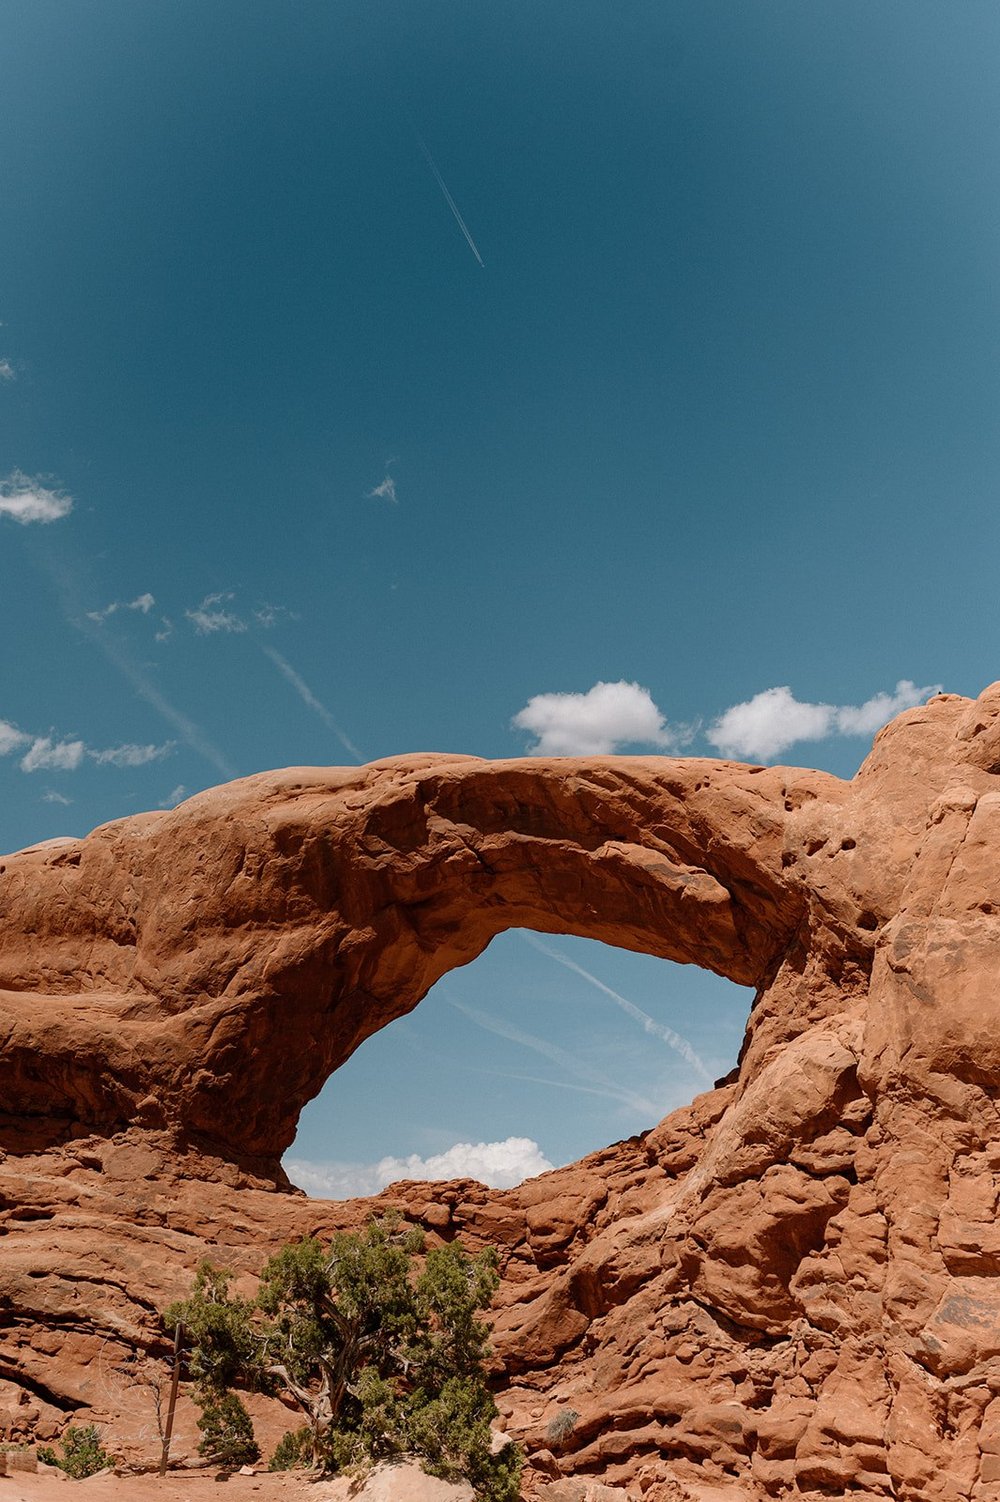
[[3, 686, 1000, 1498]]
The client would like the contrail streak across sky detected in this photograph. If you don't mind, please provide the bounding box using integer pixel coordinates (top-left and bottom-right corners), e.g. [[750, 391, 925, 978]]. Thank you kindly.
[[263, 646, 364, 764], [522, 933, 712, 1083], [418, 138, 485, 268], [447, 996, 659, 1116]]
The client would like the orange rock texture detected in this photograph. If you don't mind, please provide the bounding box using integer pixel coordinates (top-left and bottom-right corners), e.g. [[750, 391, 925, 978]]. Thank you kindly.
[[4, 684, 1000, 1498]]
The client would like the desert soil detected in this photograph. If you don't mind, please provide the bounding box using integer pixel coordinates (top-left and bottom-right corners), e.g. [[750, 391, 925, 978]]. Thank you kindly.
[[1, 1461, 471, 1502]]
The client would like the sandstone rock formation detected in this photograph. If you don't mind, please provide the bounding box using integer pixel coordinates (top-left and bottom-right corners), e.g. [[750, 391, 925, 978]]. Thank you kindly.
[[4, 684, 1000, 1498]]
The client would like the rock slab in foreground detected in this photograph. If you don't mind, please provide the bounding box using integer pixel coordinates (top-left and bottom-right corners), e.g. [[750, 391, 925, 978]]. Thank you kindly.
[[5, 685, 1000, 1498]]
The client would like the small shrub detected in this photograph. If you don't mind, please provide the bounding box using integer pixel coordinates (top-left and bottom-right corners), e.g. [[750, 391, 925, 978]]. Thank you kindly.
[[546, 1408, 579, 1446], [196, 1393, 260, 1468], [37, 1425, 115, 1478], [269, 1427, 311, 1471]]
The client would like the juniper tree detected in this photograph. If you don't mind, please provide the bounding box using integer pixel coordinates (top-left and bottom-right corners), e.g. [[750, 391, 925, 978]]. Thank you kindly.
[[166, 1216, 521, 1502]]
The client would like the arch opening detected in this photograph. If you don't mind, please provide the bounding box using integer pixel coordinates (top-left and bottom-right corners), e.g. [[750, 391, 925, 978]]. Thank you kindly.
[[284, 929, 754, 1199]]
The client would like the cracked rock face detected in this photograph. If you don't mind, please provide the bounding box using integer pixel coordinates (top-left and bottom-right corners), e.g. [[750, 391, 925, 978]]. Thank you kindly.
[[4, 685, 1000, 1498]]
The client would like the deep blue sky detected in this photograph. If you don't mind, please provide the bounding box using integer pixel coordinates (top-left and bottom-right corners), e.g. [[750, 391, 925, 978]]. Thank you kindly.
[[2, 2, 998, 1190]]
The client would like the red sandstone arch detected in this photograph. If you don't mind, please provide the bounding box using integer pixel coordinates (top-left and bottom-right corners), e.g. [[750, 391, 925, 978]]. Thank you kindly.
[[6, 688, 1000, 1495], [0, 685, 984, 1178], [0, 752, 837, 1171]]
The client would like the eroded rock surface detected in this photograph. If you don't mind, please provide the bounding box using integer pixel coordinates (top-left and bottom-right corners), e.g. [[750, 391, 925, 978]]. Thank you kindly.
[[5, 686, 1000, 1498]]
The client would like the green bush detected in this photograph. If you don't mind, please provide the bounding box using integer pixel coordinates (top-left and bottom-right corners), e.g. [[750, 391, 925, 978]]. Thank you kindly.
[[196, 1392, 260, 1468], [37, 1425, 114, 1478], [269, 1427, 311, 1471]]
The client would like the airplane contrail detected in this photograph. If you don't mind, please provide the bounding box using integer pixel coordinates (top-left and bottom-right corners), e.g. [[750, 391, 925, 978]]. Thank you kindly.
[[418, 138, 485, 268], [447, 997, 659, 1116], [522, 933, 712, 1083], [263, 646, 364, 764]]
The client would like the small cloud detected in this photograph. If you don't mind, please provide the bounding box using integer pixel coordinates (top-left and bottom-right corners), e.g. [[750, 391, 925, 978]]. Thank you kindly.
[[185, 592, 247, 635], [0, 360, 15, 382], [285, 1136, 554, 1199], [21, 736, 86, 773], [0, 470, 73, 525], [253, 602, 291, 629], [707, 679, 942, 762], [512, 680, 677, 756], [89, 741, 173, 768], [159, 784, 188, 808], [367, 473, 397, 504], [42, 790, 73, 806], [0, 719, 30, 757], [86, 592, 156, 625], [155, 618, 174, 642]]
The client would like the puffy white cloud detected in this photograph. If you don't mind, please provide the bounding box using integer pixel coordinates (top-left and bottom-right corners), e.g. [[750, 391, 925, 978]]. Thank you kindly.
[[285, 1136, 554, 1199], [833, 680, 938, 736], [0, 471, 73, 525], [708, 686, 834, 761], [21, 737, 86, 772], [708, 679, 941, 762], [0, 719, 29, 757], [159, 784, 188, 808], [86, 592, 156, 624], [513, 680, 676, 756], [185, 592, 247, 634], [0, 360, 15, 382], [89, 741, 173, 767]]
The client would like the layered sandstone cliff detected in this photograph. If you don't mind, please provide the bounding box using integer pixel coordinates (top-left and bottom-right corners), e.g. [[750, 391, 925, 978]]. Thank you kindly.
[[4, 685, 1000, 1498]]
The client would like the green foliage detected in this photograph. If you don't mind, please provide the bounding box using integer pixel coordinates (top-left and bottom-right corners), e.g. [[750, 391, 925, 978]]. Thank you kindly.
[[196, 1393, 260, 1468], [268, 1427, 312, 1471], [408, 1375, 521, 1502], [37, 1425, 115, 1479], [165, 1262, 263, 1398], [170, 1216, 522, 1498]]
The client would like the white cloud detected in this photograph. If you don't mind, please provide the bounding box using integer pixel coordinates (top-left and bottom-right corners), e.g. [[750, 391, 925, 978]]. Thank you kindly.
[[185, 592, 247, 635], [708, 679, 941, 762], [0, 471, 73, 525], [0, 360, 15, 382], [253, 603, 292, 629], [367, 473, 397, 504], [21, 737, 86, 773], [159, 784, 188, 808], [89, 741, 173, 767], [86, 592, 156, 624], [833, 680, 938, 736], [513, 680, 676, 756], [708, 686, 834, 761], [2, 721, 171, 775], [42, 790, 72, 806], [285, 1136, 554, 1200], [0, 719, 29, 757]]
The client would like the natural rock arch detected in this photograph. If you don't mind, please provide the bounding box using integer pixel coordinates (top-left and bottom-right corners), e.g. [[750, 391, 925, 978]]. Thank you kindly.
[[6, 685, 1000, 1496], [0, 686, 988, 1176], [3, 745, 847, 1173]]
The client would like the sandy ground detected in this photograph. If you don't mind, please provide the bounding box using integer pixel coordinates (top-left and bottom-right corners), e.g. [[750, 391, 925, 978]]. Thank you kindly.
[[0, 1461, 473, 1502]]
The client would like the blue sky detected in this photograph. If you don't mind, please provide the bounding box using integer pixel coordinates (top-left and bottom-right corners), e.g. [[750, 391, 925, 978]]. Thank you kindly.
[[2, 1, 998, 1192]]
